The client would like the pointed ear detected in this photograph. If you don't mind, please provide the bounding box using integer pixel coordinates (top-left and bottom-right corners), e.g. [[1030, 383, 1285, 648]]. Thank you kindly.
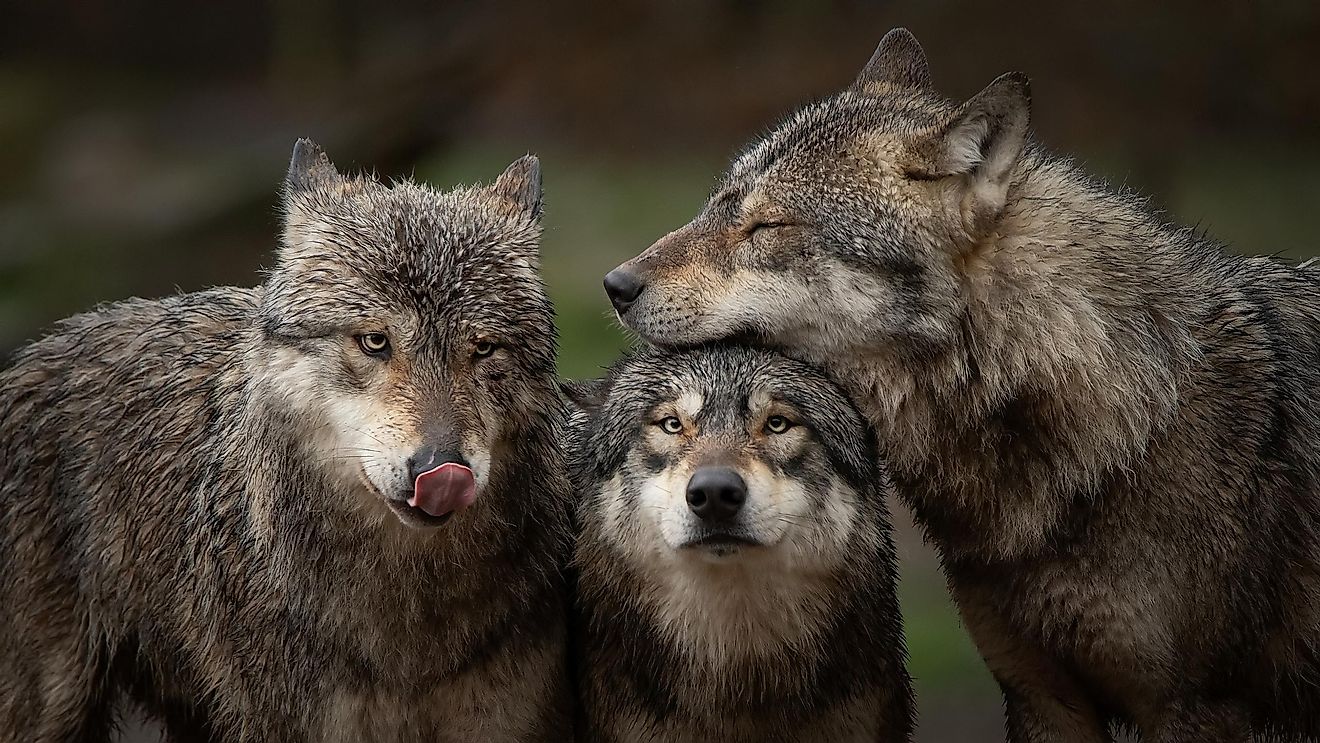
[[490, 155, 543, 219], [560, 378, 606, 414], [912, 72, 1030, 232], [853, 28, 931, 92], [285, 138, 341, 193]]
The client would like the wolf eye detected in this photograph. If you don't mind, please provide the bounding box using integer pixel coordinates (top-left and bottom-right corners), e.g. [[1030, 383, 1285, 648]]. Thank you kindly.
[[473, 341, 497, 359], [656, 416, 684, 435], [748, 220, 790, 235], [764, 415, 795, 434], [356, 333, 391, 357]]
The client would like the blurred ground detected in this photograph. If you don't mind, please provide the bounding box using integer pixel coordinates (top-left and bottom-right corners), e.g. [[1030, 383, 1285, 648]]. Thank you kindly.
[[4, 2, 1319, 740]]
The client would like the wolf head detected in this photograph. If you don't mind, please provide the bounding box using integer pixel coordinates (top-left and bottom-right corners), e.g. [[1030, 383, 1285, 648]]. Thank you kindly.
[[570, 345, 884, 573], [253, 139, 557, 529], [606, 29, 1030, 364]]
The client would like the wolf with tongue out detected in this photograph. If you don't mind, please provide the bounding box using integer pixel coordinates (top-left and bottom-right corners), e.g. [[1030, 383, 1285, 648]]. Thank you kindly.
[[0, 140, 574, 742]]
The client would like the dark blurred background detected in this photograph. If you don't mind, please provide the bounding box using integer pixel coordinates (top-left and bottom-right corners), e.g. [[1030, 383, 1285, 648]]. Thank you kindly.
[[4, 2, 1319, 740]]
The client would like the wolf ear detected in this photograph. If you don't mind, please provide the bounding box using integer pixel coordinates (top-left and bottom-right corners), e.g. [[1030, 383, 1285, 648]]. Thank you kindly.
[[560, 378, 607, 413], [914, 72, 1030, 233], [490, 155, 543, 219], [853, 28, 931, 92], [285, 138, 341, 193]]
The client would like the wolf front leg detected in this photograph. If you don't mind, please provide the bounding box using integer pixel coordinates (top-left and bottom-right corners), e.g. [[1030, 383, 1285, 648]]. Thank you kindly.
[[952, 582, 1111, 743], [1002, 688, 1110, 743]]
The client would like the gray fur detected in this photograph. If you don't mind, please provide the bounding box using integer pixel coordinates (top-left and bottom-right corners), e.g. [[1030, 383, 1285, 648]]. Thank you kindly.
[[568, 345, 913, 743], [0, 141, 574, 742], [609, 29, 1320, 742], [853, 28, 931, 93]]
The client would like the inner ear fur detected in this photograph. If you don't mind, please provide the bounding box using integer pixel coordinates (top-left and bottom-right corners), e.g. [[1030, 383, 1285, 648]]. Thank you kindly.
[[490, 155, 544, 219], [285, 137, 341, 194], [910, 72, 1031, 234]]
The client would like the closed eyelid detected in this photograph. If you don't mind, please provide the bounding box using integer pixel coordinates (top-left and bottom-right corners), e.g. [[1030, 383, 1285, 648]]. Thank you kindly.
[[749, 212, 795, 226], [739, 209, 796, 234]]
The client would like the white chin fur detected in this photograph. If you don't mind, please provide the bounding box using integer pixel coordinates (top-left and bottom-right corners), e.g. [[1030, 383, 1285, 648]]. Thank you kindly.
[[639, 471, 699, 551]]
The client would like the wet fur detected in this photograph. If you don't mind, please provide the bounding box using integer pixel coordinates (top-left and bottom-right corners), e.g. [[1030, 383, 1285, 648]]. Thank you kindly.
[[568, 346, 913, 743], [0, 143, 574, 742], [613, 30, 1320, 742]]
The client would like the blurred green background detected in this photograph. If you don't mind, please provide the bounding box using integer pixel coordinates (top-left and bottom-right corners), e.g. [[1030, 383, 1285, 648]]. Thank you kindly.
[[4, 2, 1319, 740]]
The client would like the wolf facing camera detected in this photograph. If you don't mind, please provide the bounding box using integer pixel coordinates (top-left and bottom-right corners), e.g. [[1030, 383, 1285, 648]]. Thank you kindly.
[[567, 345, 913, 743], [0, 140, 574, 742]]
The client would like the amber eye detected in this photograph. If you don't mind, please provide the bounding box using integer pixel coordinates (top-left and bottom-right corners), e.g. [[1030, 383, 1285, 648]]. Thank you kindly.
[[657, 416, 684, 435], [356, 333, 391, 357], [764, 415, 794, 434], [473, 341, 497, 359]]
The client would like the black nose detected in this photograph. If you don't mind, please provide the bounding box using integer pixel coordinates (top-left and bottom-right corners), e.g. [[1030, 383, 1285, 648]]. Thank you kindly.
[[603, 268, 645, 313], [686, 467, 747, 522], [407, 447, 468, 482]]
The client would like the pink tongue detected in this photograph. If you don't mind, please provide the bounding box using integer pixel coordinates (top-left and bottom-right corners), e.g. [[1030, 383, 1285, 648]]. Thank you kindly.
[[409, 462, 477, 518]]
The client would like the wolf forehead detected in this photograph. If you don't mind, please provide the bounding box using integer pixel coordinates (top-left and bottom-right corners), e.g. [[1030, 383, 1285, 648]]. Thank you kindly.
[[723, 94, 948, 190], [274, 152, 553, 344], [613, 347, 858, 416], [287, 186, 542, 293]]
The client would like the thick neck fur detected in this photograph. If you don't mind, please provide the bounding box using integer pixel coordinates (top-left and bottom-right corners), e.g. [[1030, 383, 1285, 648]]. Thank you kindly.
[[839, 152, 1209, 561], [578, 541, 908, 739], [575, 516, 909, 739], [601, 550, 841, 668]]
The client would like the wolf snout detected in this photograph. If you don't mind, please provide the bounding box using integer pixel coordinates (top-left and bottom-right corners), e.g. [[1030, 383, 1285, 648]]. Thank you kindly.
[[686, 467, 747, 522], [603, 267, 645, 314]]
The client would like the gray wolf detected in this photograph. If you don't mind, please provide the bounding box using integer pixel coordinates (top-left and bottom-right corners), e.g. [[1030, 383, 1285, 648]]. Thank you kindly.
[[566, 345, 913, 743], [0, 140, 574, 742], [605, 28, 1320, 742]]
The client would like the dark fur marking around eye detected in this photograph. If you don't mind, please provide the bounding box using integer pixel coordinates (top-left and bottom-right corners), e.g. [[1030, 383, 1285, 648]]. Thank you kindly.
[[737, 394, 752, 421], [643, 452, 671, 473], [781, 452, 811, 479]]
